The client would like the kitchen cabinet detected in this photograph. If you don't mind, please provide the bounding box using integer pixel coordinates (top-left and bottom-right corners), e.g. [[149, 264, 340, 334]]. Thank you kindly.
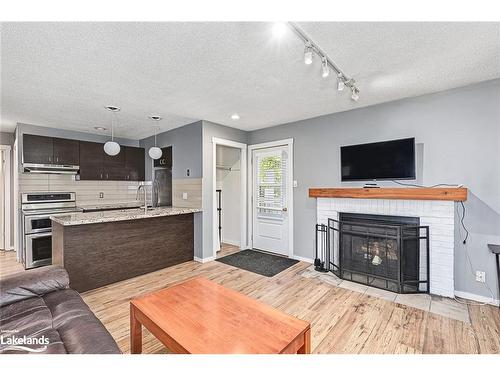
[[23, 135, 53, 164], [79, 142, 145, 181], [53, 137, 79, 165], [103, 147, 126, 180], [153, 146, 172, 168], [79, 141, 104, 180], [23, 135, 79, 166], [125, 146, 145, 181]]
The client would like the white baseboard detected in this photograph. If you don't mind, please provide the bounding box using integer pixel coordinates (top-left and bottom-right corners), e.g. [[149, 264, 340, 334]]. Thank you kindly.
[[194, 256, 216, 263], [292, 255, 314, 264], [454, 290, 499, 306], [221, 239, 240, 247]]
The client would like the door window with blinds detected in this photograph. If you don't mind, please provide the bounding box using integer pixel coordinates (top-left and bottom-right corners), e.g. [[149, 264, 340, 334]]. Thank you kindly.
[[255, 148, 287, 219]]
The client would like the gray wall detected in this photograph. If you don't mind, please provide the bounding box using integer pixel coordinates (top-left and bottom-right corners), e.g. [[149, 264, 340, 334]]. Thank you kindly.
[[202, 121, 249, 258], [249, 79, 500, 300], [139, 121, 202, 181], [0, 132, 15, 146]]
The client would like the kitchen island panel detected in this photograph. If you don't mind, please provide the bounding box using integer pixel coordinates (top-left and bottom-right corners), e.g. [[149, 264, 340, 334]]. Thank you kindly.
[[52, 213, 194, 292]]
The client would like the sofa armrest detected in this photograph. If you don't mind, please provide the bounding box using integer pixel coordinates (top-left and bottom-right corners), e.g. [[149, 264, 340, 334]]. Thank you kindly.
[[0, 266, 69, 307]]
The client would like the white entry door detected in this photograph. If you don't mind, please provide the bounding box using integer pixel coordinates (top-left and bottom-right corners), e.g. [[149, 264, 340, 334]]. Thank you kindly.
[[252, 146, 290, 256]]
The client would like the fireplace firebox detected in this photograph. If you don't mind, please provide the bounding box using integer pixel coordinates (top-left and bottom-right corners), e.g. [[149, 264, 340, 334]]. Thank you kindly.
[[315, 213, 429, 293]]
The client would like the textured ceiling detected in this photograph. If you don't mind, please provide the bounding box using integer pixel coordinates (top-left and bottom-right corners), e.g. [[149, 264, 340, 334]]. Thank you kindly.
[[1, 22, 499, 139]]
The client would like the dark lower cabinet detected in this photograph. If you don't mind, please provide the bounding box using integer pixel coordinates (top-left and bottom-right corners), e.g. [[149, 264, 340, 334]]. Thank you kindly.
[[23, 135, 53, 164], [53, 137, 79, 165]]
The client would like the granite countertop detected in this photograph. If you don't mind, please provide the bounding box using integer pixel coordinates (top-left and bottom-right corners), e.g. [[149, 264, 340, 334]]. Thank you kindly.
[[51, 206, 202, 226], [77, 201, 144, 211]]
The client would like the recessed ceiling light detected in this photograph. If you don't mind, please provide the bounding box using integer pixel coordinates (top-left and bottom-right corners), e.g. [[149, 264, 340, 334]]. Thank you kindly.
[[272, 22, 288, 38], [94, 126, 107, 131], [231, 114, 240, 120]]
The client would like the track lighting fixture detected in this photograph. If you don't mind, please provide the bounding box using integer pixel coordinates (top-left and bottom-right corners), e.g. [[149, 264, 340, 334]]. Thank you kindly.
[[304, 43, 313, 65], [337, 74, 345, 91], [321, 57, 330, 78], [351, 87, 360, 102], [282, 22, 360, 102]]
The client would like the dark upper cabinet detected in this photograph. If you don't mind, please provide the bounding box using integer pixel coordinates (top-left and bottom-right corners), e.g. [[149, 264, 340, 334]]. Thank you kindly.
[[153, 146, 172, 168], [23, 135, 53, 164], [125, 146, 145, 181], [24, 134, 145, 181], [53, 137, 79, 165], [79, 142, 145, 181], [79, 141, 104, 180], [103, 147, 126, 180]]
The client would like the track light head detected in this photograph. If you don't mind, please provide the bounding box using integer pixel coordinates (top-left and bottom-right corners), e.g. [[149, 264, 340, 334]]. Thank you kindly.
[[337, 74, 345, 91], [351, 87, 360, 102], [304, 44, 313, 65], [321, 58, 330, 78]]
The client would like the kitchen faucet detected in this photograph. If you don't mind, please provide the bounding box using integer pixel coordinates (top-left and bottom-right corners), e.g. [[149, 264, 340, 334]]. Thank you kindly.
[[136, 182, 150, 213]]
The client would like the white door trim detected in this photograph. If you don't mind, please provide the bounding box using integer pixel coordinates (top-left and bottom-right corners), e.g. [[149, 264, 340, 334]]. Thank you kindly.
[[212, 137, 247, 258], [248, 139, 294, 258], [0, 145, 12, 250]]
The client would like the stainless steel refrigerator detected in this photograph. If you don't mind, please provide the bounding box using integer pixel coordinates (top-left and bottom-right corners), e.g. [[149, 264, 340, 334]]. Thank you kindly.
[[153, 167, 172, 206]]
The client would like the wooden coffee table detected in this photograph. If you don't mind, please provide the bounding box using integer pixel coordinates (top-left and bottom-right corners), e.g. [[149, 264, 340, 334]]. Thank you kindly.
[[130, 276, 311, 354]]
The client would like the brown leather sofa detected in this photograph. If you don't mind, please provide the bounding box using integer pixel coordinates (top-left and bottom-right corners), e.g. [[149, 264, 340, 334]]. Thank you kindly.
[[0, 266, 121, 354]]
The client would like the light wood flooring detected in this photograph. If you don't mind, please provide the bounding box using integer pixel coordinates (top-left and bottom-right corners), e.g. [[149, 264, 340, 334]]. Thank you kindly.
[[1, 246, 499, 354]]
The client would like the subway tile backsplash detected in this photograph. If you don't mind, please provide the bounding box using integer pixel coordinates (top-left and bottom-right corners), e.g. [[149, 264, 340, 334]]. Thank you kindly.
[[19, 173, 142, 206]]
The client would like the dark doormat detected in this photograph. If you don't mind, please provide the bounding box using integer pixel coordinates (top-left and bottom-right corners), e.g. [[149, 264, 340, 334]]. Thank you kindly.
[[216, 249, 299, 277]]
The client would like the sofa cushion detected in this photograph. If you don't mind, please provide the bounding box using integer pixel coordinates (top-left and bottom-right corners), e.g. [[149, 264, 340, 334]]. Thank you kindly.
[[43, 289, 121, 354], [0, 296, 67, 354], [0, 266, 69, 308]]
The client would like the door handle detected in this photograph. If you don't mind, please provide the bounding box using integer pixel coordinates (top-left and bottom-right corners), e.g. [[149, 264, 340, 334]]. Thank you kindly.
[[282, 207, 288, 212]]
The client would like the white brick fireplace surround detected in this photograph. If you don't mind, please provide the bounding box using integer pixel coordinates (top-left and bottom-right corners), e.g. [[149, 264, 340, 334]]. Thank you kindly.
[[316, 198, 455, 297]]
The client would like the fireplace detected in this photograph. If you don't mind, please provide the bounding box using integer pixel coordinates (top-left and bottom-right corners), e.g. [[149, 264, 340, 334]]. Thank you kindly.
[[316, 213, 430, 294]]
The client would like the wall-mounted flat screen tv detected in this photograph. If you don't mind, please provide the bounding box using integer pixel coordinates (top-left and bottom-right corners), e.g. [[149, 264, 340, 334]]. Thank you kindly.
[[341, 137, 415, 181]]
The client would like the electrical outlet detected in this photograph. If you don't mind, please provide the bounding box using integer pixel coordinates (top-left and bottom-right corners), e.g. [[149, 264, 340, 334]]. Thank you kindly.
[[186, 169, 190, 177], [475, 271, 486, 283], [182, 192, 188, 200], [99, 192, 104, 199]]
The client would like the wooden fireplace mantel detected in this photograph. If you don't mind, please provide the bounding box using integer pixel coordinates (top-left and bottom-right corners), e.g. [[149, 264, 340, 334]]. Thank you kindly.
[[308, 187, 467, 201]]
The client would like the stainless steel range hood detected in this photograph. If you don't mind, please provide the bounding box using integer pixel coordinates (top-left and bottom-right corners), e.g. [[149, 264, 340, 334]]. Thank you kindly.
[[23, 163, 80, 175]]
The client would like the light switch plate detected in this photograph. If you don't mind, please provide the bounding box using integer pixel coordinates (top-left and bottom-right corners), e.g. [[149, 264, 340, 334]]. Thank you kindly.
[[182, 192, 188, 200], [293, 180, 298, 188]]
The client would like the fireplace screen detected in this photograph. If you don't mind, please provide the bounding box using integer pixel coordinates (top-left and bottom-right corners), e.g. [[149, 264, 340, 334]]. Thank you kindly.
[[316, 213, 429, 294]]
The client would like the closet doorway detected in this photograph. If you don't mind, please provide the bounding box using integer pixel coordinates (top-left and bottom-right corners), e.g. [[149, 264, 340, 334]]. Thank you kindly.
[[212, 138, 247, 258]]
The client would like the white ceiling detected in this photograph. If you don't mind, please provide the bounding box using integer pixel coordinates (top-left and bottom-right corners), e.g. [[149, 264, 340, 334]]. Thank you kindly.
[[1, 22, 499, 139]]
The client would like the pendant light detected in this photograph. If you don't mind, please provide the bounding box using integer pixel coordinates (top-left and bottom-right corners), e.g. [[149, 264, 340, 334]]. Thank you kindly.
[[148, 116, 162, 160], [103, 106, 121, 156]]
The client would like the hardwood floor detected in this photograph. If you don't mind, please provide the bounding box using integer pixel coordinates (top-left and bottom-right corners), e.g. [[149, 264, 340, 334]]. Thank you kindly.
[[1, 247, 499, 354]]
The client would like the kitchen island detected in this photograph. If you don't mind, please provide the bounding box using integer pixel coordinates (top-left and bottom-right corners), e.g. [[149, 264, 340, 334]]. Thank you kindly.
[[51, 207, 202, 292]]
